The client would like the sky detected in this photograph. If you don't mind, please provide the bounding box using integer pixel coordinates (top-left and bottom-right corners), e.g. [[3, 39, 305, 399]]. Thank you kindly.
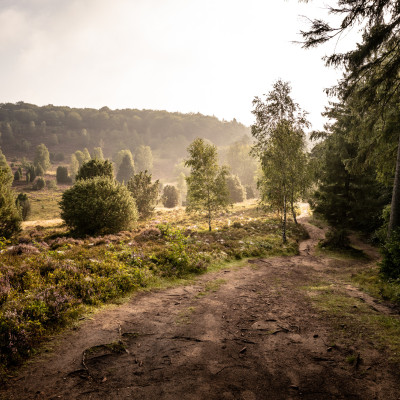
[[0, 0, 354, 130]]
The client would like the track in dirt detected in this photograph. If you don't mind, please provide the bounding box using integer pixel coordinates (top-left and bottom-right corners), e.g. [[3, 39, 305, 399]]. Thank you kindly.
[[2, 218, 400, 400]]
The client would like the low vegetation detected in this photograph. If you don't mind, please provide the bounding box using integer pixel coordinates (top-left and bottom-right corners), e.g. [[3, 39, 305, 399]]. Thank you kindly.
[[0, 202, 305, 381]]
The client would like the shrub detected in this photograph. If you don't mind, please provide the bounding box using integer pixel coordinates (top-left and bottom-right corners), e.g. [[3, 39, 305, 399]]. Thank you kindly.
[[46, 179, 57, 190], [0, 169, 21, 238], [16, 193, 31, 221], [162, 185, 179, 208], [320, 227, 350, 249], [56, 166, 71, 184], [226, 175, 246, 203], [380, 230, 400, 279], [127, 171, 159, 219], [246, 186, 255, 199], [75, 159, 113, 181], [13, 170, 21, 181], [33, 177, 46, 190], [60, 176, 138, 235]]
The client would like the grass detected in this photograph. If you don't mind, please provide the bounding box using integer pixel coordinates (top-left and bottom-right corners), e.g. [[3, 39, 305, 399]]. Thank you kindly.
[[19, 188, 63, 221], [303, 282, 400, 362], [0, 201, 306, 381], [351, 266, 400, 304]]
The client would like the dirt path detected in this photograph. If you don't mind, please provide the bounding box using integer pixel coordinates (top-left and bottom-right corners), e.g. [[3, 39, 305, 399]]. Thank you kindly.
[[2, 218, 400, 400]]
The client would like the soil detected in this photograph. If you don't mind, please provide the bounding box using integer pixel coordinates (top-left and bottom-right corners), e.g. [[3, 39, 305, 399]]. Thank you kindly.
[[2, 217, 400, 400]]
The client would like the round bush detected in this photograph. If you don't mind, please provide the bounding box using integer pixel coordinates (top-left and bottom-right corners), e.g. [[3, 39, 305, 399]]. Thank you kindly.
[[60, 177, 138, 235], [162, 185, 179, 208]]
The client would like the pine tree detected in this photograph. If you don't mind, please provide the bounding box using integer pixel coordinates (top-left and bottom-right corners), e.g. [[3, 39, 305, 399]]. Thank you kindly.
[[117, 154, 135, 183]]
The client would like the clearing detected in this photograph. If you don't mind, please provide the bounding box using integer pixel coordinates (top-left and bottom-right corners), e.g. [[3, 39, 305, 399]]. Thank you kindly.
[[1, 217, 399, 400]]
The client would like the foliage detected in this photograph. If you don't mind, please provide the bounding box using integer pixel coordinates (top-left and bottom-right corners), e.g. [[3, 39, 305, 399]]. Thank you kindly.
[[0, 202, 305, 379], [162, 185, 180, 208], [60, 177, 138, 235], [226, 175, 246, 203], [185, 138, 229, 231], [127, 171, 159, 219], [16, 193, 31, 221], [380, 229, 400, 280], [135, 145, 153, 172], [92, 147, 104, 160], [0, 166, 21, 239], [33, 144, 50, 174], [301, 0, 400, 239], [177, 172, 187, 205], [56, 166, 71, 184], [75, 159, 114, 181], [13, 169, 21, 181], [251, 80, 310, 240], [225, 137, 258, 188], [114, 149, 134, 172], [33, 177, 46, 191], [69, 154, 79, 178], [116, 154, 135, 183]]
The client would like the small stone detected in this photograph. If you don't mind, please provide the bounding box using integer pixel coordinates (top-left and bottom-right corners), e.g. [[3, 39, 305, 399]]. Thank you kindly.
[[313, 334, 319, 338]]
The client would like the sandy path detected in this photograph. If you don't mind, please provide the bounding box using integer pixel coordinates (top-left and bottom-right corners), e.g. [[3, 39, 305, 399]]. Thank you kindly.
[[2, 218, 399, 400]]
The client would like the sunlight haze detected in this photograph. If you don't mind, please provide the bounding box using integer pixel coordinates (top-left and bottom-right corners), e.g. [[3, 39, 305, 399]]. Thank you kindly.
[[0, 0, 348, 129]]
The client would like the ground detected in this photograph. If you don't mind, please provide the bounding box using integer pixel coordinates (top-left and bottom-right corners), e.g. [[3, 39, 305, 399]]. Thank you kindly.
[[1, 217, 399, 400]]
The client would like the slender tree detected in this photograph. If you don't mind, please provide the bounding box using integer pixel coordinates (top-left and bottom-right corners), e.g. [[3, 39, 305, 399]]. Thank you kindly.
[[33, 143, 50, 174], [185, 138, 229, 231], [251, 80, 310, 242]]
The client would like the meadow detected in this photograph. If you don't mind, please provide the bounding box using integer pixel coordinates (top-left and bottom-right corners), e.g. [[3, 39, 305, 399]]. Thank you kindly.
[[0, 200, 307, 380]]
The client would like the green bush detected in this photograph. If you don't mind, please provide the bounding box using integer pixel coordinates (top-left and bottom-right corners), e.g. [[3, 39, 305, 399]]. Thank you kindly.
[[127, 171, 159, 219], [162, 185, 179, 208], [76, 159, 113, 181], [380, 230, 400, 279], [226, 175, 246, 203], [60, 177, 138, 235], [0, 166, 21, 238], [33, 177, 46, 190], [56, 166, 71, 184], [16, 193, 31, 221]]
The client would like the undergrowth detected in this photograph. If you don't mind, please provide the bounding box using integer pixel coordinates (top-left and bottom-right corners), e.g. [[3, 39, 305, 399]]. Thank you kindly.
[[0, 203, 306, 381]]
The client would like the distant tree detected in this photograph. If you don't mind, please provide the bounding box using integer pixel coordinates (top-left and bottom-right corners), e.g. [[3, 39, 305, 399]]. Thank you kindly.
[[70, 154, 80, 178], [115, 149, 134, 171], [83, 148, 91, 163], [135, 145, 153, 172], [185, 138, 229, 231], [162, 185, 180, 208], [76, 159, 114, 181], [56, 166, 72, 184], [35, 164, 44, 177], [92, 147, 104, 160], [0, 156, 21, 238], [177, 172, 187, 205], [226, 139, 258, 188], [16, 193, 31, 221], [60, 177, 138, 235], [127, 171, 159, 219], [74, 151, 86, 169], [226, 175, 246, 203], [117, 154, 135, 183], [33, 143, 50, 174]]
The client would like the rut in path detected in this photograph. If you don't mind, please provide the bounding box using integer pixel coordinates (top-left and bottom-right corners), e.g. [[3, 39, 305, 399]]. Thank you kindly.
[[2, 218, 400, 400]]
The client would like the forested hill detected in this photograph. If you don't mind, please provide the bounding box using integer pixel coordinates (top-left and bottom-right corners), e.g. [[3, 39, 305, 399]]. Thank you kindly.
[[0, 102, 249, 177]]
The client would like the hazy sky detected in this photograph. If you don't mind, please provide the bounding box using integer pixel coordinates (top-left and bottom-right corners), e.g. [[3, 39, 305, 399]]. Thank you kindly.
[[0, 0, 353, 130]]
